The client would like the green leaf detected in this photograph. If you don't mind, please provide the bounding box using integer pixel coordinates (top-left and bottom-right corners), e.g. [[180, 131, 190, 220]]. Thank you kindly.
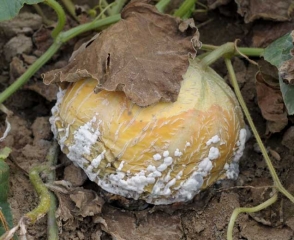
[[279, 77, 294, 115], [264, 32, 294, 115], [0, 147, 13, 236], [0, 147, 11, 161], [263, 33, 293, 68], [0, 0, 44, 22], [0, 202, 14, 236]]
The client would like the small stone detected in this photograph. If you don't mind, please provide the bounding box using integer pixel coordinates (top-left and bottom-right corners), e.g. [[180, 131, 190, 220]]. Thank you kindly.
[[22, 54, 37, 65], [9, 56, 26, 83], [4, 34, 33, 61], [0, 13, 42, 38], [64, 164, 88, 187], [32, 117, 52, 144], [282, 126, 294, 152]]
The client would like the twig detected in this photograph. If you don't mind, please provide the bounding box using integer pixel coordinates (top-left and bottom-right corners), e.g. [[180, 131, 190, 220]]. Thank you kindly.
[[227, 193, 278, 240]]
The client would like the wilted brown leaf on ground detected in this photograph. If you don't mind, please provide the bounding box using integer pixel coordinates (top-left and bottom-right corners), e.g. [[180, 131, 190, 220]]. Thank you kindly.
[[251, 20, 294, 47], [101, 205, 184, 240], [279, 31, 294, 85], [43, 0, 200, 107], [48, 181, 104, 221], [207, 0, 231, 9], [235, 0, 293, 23], [255, 72, 288, 133]]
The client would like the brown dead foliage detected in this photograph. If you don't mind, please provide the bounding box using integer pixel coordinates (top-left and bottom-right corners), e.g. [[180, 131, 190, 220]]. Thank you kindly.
[[235, 0, 293, 23], [279, 31, 294, 85], [255, 72, 288, 133], [43, 0, 200, 107]]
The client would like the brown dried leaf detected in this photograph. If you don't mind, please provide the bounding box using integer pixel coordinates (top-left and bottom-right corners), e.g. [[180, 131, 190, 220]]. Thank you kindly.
[[251, 19, 294, 48], [48, 181, 105, 220], [70, 190, 104, 217], [101, 205, 184, 240], [279, 57, 294, 85], [279, 32, 294, 85], [235, 0, 293, 23], [256, 72, 288, 133], [207, 0, 232, 9], [25, 81, 59, 102], [43, 1, 199, 107]]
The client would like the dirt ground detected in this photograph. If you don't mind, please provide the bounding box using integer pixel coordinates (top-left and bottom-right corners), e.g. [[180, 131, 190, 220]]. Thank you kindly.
[[1, 0, 294, 239]]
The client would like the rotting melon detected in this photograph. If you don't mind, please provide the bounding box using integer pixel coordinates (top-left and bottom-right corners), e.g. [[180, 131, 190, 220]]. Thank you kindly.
[[50, 59, 246, 205]]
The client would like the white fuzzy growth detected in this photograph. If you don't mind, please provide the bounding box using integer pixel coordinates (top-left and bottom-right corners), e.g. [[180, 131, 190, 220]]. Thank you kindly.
[[225, 128, 247, 180], [174, 149, 183, 157], [176, 172, 204, 201], [208, 147, 220, 160], [157, 163, 168, 172], [176, 170, 183, 179], [117, 160, 125, 171], [225, 162, 239, 179], [198, 157, 213, 175], [49, 88, 66, 139], [163, 157, 173, 165], [67, 117, 102, 167], [153, 153, 162, 161], [206, 135, 220, 146], [185, 142, 191, 147], [147, 165, 157, 172], [163, 150, 169, 157], [91, 150, 106, 168], [233, 128, 247, 162]]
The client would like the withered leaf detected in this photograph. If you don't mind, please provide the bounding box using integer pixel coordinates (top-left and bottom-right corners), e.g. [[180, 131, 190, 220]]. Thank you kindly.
[[256, 72, 288, 133], [235, 0, 293, 23], [279, 31, 294, 85], [43, 1, 199, 107], [207, 0, 232, 9], [279, 57, 294, 85]]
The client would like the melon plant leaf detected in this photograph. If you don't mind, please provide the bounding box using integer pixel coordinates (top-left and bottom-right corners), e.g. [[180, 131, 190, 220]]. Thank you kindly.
[[0, 0, 44, 22], [0, 147, 13, 236], [264, 31, 294, 115]]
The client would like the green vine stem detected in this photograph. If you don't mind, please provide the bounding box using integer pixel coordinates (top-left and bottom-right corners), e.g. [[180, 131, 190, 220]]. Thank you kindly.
[[200, 42, 235, 66], [225, 57, 294, 203], [59, 14, 120, 42], [155, 0, 171, 13], [202, 43, 264, 57], [174, 0, 197, 18], [0, 42, 62, 105], [227, 193, 278, 240], [25, 165, 51, 224], [44, 0, 66, 39], [60, 0, 79, 22], [33, 4, 54, 26], [108, 0, 128, 15]]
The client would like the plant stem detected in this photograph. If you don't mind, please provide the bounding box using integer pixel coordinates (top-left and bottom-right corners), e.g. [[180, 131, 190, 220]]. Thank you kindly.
[[202, 44, 264, 57], [60, 14, 121, 42], [155, 0, 171, 13], [60, 0, 79, 22], [0, 41, 62, 105], [174, 0, 197, 18], [44, 0, 66, 39], [26, 165, 51, 224], [33, 4, 54, 26], [227, 193, 278, 240], [224, 57, 294, 204], [109, 0, 127, 15], [200, 42, 235, 67]]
